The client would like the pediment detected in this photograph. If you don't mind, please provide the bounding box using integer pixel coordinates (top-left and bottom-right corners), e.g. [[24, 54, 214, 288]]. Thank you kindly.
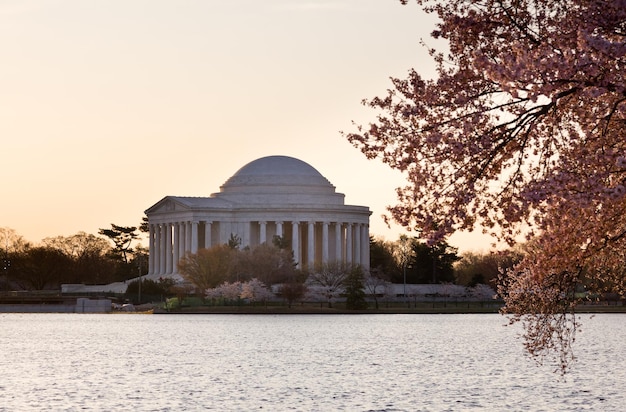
[[145, 197, 190, 215]]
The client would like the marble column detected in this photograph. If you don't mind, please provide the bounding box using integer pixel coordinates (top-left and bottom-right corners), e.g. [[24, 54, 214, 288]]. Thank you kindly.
[[307, 221, 315, 268], [165, 223, 173, 274], [335, 223, 342, 263], [362, 224, 368, 267], [173, 222, 180, 273], [292, 221, 300, 268], [179, 222, 186, 259], [191, 221, 199, 254], [276, 221, 283, 237], [354, 223, 361, 268], [220, 221, 231, 245], [346, 223, 353, 264], [204, 221, 212, 249], [322, 221, 329, 264], [243, 221, 251, 248], [185, 221, 192, 254], [159, 224, 166, 275], [259, 221, 267, 244], [153, 225, 159, 275]]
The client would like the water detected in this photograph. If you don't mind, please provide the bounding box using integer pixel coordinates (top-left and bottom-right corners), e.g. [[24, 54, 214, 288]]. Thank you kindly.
[[0, 313, 624, 411]]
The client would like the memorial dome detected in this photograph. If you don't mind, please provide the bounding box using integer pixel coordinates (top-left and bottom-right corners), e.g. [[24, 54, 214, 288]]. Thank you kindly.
[[219, 155, 335, 193], [214, 156, 345, 207]]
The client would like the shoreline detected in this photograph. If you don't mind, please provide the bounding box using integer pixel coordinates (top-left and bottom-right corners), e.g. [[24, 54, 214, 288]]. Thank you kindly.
[[154, 303, 626, 315]]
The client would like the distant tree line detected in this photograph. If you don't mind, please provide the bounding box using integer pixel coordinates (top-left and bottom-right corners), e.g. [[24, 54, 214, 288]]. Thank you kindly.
[[369, 235, 521, 290], [1, 220, 518, 296], [0, 221, 147, 291]]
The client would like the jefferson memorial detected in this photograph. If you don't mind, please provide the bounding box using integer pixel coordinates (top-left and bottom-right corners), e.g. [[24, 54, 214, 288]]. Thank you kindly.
[[145, 155, 371, 276]]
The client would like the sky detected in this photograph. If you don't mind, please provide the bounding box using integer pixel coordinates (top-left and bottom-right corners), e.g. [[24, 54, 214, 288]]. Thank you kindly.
[[1, 0, 497, 252]]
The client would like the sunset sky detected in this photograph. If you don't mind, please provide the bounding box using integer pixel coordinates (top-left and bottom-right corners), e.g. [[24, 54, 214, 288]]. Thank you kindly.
[[1, 0, 496, 252]]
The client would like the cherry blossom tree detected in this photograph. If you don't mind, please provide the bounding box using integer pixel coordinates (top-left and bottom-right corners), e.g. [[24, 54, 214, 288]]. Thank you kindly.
[[468, 283, 497, 300], [206, 281, 242, 303], [306, 261, 351, 308], [363, 272, 392, 309], [345, 0, 626, 371], [240, 278, 275, 304]]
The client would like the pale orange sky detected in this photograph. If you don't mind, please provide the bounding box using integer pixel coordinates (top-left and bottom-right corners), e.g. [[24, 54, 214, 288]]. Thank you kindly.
[[1, 0, 496, 252]]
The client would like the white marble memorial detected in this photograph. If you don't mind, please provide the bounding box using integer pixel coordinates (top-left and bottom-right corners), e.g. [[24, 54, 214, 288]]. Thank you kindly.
[[145, 155, 371, 275]]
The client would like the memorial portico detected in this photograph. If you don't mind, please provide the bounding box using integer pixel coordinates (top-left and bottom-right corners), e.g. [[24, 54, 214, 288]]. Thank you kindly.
[[145, 155, 371, 276]]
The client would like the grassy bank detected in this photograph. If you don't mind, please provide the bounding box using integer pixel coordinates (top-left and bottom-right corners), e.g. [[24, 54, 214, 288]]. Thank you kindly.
[[156, 300, 626, 315], [156, 300, 505, 314]]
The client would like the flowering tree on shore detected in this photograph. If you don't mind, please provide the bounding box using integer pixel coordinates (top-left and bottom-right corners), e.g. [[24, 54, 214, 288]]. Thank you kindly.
[[205, 279, 275, 305], [345, 0, 626, 371], [306, 261, 351, 308], [205, 281, 242, 304], [240, 278, 275, 304], [363, 273, 392, 309]]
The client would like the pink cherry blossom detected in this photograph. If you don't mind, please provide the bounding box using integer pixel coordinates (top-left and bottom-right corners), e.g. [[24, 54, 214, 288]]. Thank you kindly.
[[346, 0, 626, 372]]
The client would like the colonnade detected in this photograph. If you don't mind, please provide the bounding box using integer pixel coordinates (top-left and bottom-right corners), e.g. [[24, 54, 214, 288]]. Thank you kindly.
[[148, 219, 369, 276]]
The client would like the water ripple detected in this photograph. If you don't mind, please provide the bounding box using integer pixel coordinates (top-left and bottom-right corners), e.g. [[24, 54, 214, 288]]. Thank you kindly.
[[0, 313, 624, 411]]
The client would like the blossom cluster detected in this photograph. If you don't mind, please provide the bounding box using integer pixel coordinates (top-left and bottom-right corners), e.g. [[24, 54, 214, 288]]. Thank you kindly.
[[347, 0, 626, 371], [205, 278, 275, 303]]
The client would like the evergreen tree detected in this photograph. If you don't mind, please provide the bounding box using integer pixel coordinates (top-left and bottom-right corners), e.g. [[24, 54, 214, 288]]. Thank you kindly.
[[344, 266, 368, 310]]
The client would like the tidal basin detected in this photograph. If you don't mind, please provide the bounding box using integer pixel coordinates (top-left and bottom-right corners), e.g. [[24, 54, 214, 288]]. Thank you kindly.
[[0, 313, 624, 411]]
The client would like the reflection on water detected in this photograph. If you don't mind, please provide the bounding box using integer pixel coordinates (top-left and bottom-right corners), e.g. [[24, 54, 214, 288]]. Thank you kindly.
[[0, 313, 624, 411]]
